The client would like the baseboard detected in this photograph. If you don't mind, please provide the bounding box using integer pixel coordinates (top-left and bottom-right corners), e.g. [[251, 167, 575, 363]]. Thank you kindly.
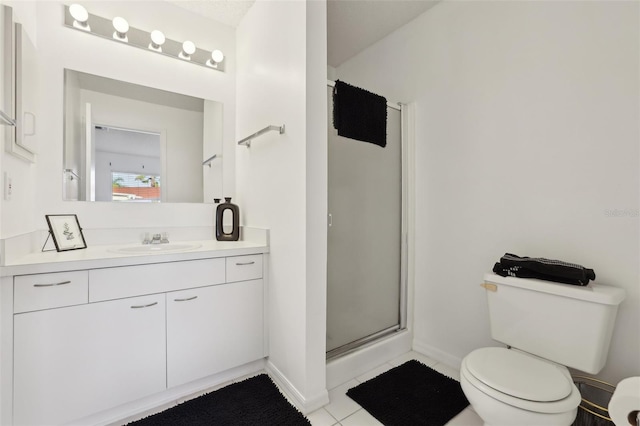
[[265, 361, 329, 415], [412, 339, 463, 370], [326, 329, 412, 389]]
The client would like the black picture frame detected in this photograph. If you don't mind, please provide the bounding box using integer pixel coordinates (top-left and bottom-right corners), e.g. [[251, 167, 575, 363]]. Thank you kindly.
[[45, 214, 87, 252]]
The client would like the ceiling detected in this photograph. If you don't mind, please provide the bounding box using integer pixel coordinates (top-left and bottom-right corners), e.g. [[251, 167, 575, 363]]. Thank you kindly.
[[167, 0, 439, 67], [326, 0, 439, 67], [167, 0, 256, 28]]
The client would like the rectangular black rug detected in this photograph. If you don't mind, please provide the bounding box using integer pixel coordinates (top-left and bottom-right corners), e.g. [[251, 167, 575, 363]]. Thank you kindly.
[[129, 374, 310, 425], [346, 360, 469, 426]]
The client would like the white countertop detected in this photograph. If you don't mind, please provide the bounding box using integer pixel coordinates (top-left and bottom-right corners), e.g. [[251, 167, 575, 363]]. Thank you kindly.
[[1, 239, 269, 277]]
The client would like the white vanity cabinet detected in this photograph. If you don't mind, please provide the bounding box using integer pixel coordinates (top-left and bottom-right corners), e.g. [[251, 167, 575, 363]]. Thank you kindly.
[[13, 294, 166, 426], [9, 252, 266, 425]]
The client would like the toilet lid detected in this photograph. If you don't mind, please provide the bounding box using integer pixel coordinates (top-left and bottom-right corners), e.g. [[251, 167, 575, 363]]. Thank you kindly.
[[465, 347, 573, 402]]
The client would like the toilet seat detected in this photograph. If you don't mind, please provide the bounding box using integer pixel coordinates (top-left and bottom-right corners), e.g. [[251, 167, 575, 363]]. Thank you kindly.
[[461, 347, 581, 414]]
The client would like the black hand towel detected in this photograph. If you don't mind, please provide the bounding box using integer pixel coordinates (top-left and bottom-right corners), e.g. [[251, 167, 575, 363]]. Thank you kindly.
[[333, 80, 387, 147], [493, 253, 596, 286]]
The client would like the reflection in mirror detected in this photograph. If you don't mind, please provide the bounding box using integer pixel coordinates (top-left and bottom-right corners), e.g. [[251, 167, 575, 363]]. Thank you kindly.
[[97, 126, 161, 202], [63, 69, 223, 203]]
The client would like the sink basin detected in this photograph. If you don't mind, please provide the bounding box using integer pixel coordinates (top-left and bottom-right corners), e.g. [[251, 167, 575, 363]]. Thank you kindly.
[[111, 243, 202, 254]]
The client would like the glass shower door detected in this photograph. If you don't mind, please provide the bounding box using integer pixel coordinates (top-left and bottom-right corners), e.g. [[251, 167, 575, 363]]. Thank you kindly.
[[326, 87, 403, 357]]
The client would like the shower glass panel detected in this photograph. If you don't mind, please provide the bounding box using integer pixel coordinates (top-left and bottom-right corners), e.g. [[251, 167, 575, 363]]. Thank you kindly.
[[327, 87, 403, 357]]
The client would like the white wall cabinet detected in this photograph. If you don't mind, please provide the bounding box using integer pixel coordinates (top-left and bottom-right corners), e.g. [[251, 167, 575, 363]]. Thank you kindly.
[[13, 294, 166, 426], [4, 19, 38, 162], [10, 254, 265, 425]]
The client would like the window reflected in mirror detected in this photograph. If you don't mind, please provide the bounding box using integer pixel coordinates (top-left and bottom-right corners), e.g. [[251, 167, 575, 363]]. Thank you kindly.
[[112, 172, 161, 202], [95, 126, 162, 202]]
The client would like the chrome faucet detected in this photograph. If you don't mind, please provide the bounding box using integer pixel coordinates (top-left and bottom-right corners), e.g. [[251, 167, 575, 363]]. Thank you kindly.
[[142, 232, 169, 244]]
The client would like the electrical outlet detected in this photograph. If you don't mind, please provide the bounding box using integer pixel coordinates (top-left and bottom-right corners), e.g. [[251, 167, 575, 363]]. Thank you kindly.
[[4, 172, 12, 201]]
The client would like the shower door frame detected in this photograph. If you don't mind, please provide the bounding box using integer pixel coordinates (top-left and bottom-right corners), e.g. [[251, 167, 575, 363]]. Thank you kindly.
[[326, 82, 409, 360]]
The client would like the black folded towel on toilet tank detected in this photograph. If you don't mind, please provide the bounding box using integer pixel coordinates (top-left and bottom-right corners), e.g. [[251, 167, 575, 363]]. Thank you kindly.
[[493, 253, 596, 286], [333, 80, 387, 147]]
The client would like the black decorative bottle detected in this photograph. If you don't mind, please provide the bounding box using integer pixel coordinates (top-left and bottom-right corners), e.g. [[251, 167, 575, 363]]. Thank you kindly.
[[215, 197, 240, 241]]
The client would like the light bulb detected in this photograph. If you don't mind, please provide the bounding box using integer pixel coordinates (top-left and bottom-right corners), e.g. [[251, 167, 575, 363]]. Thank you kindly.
[[149, 30, 165, 52], [207, 49, 224, 68], [179, 40, 196, 60], [112, 16, 129, 42], [211, 50, 224, 63], [69, 4, 90, 31]]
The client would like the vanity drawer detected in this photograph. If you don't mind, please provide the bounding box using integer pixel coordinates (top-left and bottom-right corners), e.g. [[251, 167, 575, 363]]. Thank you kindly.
[[14, 271, 89, 313], [89, 258, 225, 302], [226, 255, 263, 283]]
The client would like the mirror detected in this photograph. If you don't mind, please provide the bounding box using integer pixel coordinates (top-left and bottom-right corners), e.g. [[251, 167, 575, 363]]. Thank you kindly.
[[63, 69, 223, 203]]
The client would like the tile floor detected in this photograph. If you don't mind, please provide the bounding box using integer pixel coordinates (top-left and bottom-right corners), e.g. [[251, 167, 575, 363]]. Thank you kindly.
[[307, 351, 483, 426]]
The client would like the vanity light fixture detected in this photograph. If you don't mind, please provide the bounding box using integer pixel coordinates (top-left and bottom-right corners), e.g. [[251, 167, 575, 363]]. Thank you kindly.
[[207, 49, 224, 68], [69, 3, 90, 31], [112, 16, 129, 42], [63, 5, 225, 72], [179, 41, 196, 60], [149, 30, 165, 52]]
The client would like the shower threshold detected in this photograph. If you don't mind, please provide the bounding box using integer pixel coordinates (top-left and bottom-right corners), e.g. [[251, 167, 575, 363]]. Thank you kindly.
[[326, 325, 402, 360]]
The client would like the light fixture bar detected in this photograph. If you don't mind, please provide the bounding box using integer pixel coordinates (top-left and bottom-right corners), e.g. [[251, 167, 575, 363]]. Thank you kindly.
[[63, 5, 225, 72]]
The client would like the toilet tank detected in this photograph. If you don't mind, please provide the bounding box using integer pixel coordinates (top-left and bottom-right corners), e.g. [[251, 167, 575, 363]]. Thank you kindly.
[[482, 273, 625, 374]]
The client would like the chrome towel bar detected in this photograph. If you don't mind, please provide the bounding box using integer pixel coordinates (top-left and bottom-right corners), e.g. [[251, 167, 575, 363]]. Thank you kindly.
[[202, 154, 218, 167], [238, 124, 285, 147]]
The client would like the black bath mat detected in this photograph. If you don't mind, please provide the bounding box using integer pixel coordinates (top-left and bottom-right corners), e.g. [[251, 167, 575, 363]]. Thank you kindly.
[[346, 360, 469, 426], [129, 374, 310, 426]]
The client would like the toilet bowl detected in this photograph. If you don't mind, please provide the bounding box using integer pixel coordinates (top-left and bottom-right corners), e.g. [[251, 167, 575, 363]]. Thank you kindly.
[[460, 347, 581, 426]]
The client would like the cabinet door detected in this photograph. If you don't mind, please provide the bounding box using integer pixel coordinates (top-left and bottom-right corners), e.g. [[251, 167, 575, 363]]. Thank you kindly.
[[167, 279, 264, 388], [14, 295, 166, 426]]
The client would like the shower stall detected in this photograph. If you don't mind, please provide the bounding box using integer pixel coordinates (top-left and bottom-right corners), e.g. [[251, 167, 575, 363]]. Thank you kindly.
[[326, 83, 407, 359]]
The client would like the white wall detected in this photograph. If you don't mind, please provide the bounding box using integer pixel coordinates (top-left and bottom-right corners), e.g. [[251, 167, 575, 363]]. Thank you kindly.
[[2, 0, 237, 239], [236, 0, 328, 412], [304, 0, 329, 408], [337, 1, 639, 384]]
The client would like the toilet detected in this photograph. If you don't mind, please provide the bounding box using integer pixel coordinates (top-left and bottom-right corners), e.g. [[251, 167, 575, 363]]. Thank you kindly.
[[460, 273, 626, 426]]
